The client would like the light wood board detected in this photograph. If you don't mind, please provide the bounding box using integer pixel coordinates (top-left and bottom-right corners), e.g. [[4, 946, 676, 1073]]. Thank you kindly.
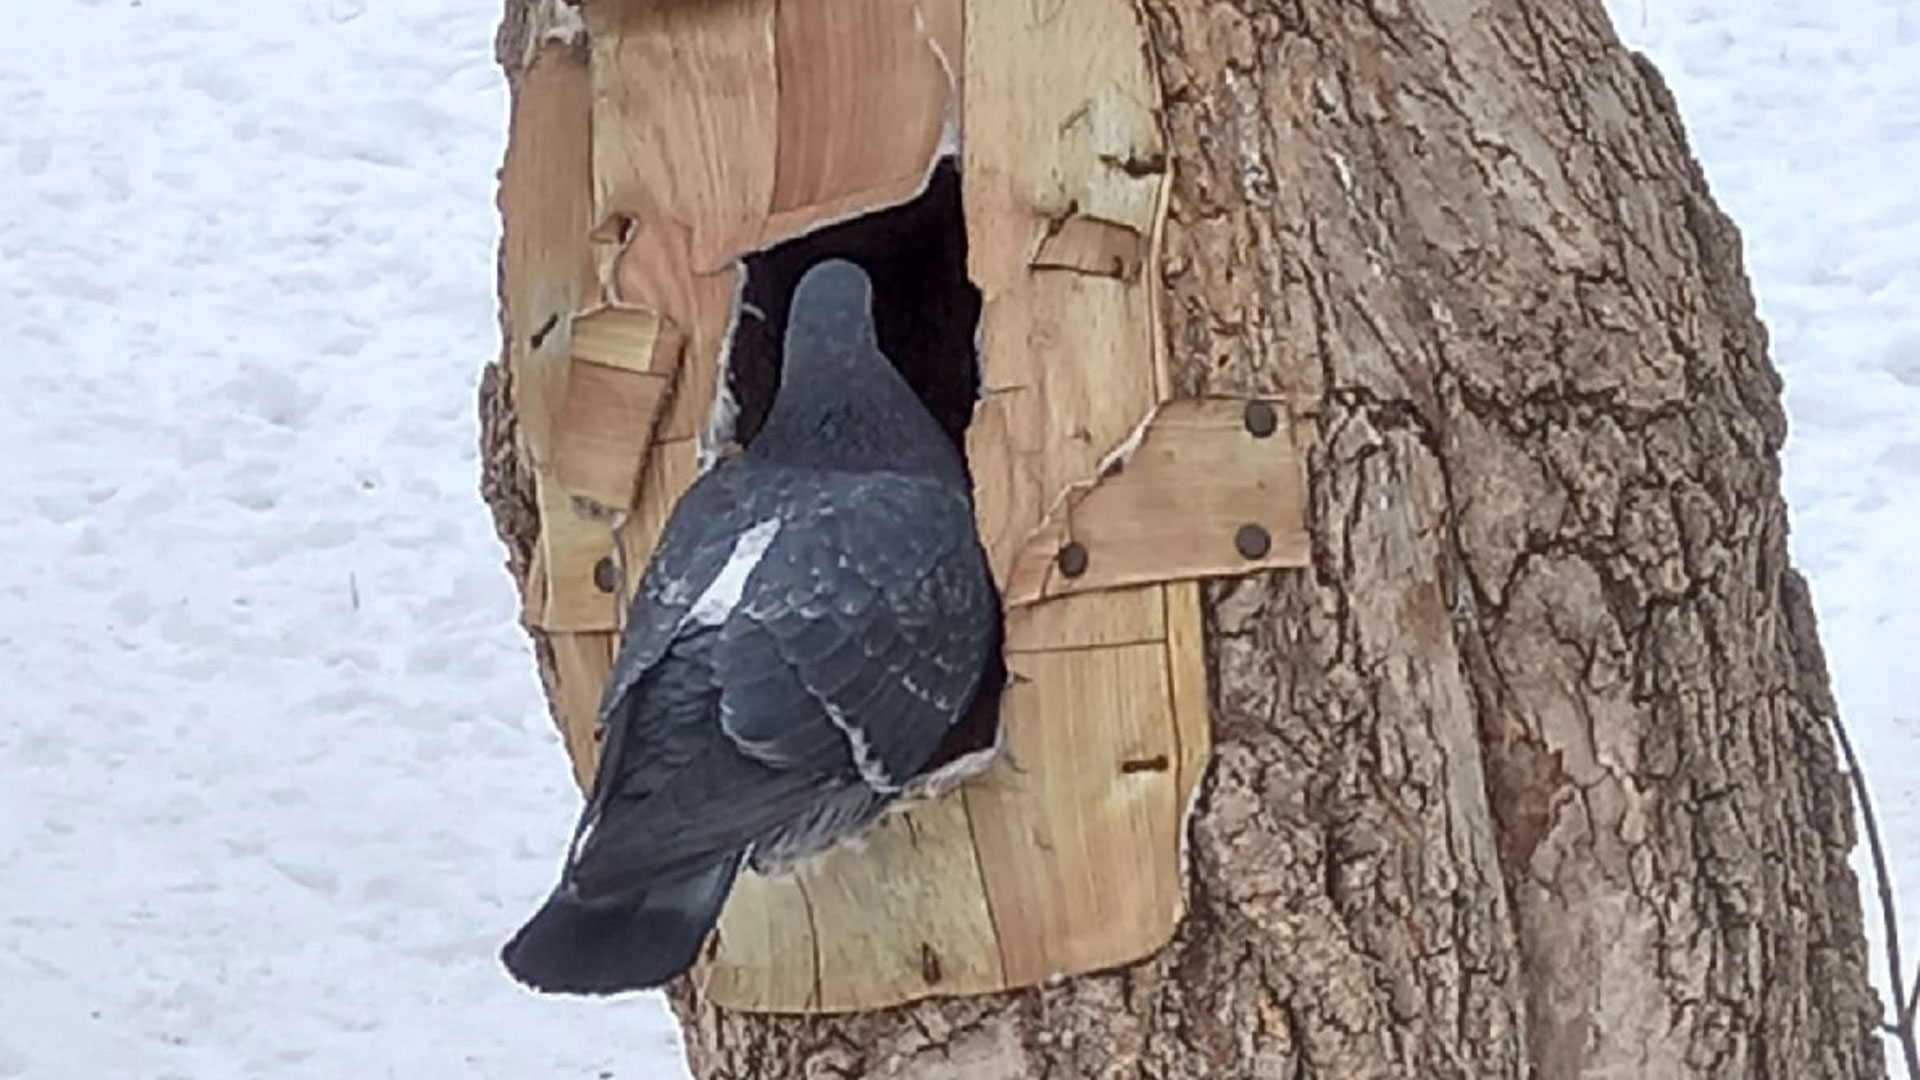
[[492, 0, 1310, 1015]]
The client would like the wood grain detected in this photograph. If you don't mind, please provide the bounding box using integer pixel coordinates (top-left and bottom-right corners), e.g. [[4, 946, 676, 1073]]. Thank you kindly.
[[550, 359, 671, 511], [502, 0, 1228, 1018], [762, 0, 951, 243], [962, 642, 1184, 987], [497, 41, 598, 470], [531, 473, 619, 633], [548, 630, 616, 793], [1001, 397, 1311, 606]]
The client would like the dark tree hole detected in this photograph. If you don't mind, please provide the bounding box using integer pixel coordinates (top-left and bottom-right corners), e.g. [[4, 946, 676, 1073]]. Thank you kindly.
[[727, 157, 1004, 781]]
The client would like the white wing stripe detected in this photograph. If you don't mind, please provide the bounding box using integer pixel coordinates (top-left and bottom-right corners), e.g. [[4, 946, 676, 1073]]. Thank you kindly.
[[687, 518, 781, 627]]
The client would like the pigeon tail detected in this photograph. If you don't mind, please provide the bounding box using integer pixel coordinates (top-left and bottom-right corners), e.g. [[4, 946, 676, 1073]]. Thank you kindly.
[[499, 855, 741, 995]]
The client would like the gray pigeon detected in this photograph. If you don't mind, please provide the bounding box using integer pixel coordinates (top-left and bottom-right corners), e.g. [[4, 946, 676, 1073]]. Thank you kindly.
[[501, 258, 1001, 995]]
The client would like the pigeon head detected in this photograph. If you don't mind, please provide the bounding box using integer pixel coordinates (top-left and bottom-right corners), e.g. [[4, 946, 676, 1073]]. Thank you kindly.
[[746, 258, 966, 479]]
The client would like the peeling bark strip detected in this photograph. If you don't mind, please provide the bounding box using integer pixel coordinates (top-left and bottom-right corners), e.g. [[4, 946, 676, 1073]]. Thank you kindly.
[[482, 0, 1885, 1077]]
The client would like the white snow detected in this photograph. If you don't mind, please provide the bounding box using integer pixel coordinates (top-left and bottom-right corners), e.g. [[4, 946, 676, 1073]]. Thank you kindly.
[[0, 2, 687, 1077], [1, 0, 1916, 1075]]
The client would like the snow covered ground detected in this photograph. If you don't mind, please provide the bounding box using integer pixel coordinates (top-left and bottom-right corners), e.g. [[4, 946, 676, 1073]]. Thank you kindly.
[[0, 0, 1914, 1076], [0, 2, 687, 1076]]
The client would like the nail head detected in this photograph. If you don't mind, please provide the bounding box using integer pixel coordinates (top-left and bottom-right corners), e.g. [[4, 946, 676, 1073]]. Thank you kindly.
[[593, 556, 620, 593], [1243, 400, 1279, 438], [1057, 541, 1089, 578], [1234, 523, 1272, 560]]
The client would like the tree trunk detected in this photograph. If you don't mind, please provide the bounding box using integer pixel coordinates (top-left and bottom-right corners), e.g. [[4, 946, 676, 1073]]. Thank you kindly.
[[480, 0, 1886, 1076]]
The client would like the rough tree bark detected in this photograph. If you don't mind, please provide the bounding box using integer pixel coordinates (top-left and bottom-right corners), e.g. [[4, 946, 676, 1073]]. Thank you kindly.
[[480, 0, 1886, 1076]]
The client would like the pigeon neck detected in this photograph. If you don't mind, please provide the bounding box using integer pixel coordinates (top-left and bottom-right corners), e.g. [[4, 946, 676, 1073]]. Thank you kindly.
[[747, 358, 965, 479]]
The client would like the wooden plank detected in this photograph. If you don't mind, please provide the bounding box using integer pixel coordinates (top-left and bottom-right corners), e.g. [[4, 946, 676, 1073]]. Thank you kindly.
[[963, 642, 1183, 986], [533, 473, 620, 632], [962, 0, 1164, 293], [585, 0, 779, 274], [584, 0, 769, 447], [965, 281, 1162, 585], [962, 0, 1169, 586], [1003, 586, 1163, 653], [1002, 398, 1311, 605], [594, 0, 957, 444], [548, 631, 616, 793], [759, 0, 951, 246], [701, 871, 817, 1010], [803, 802, 1004, 1011], [513, 0, 1224, 1017], [551, 359, 671, 510], [948, 0, 1191, 1007], [498, 41, 599, 469], [570, 306, 682, 375], [704, 795, 1004, 1012]]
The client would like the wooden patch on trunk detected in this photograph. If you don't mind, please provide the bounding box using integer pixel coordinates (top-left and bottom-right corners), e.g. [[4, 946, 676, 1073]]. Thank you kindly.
[[1001, 398, 1311, 606], [496, 0, 1284, 1017]]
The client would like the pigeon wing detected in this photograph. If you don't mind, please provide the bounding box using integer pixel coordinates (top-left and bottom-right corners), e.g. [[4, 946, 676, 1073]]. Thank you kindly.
[[713, 472, 999, 793], [559, 474, 751, 874]]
